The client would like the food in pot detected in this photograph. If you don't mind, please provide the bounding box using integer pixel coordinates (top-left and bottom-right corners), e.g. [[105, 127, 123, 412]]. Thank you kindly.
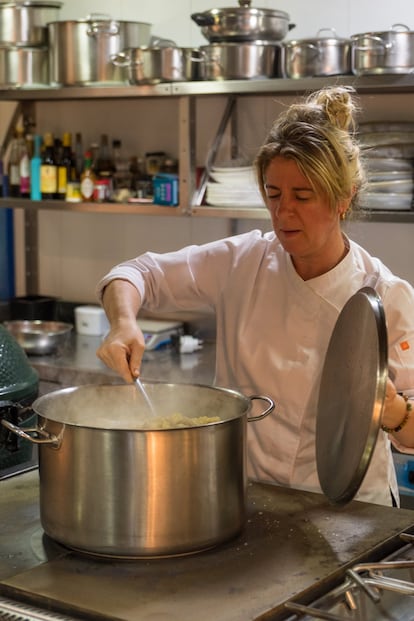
[[140, 412, 221, 429]]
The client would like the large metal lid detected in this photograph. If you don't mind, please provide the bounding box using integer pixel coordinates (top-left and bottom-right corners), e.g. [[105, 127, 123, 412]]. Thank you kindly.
[[316, 287, 388, 505]]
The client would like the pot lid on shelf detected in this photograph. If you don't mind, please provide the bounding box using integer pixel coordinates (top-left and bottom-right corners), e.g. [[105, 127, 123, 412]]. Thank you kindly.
[[316, 287, 388, 505]]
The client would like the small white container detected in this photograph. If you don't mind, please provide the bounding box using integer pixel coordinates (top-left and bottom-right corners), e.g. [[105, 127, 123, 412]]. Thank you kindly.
[[74, 305, 109, 336]]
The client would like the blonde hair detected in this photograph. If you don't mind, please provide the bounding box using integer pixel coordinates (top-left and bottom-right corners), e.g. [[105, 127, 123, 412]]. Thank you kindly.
[[254, 86, 366, 214]]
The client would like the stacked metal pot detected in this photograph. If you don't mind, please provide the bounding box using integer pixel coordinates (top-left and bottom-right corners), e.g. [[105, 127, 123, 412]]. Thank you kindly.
[[0, 0, 62, 88], [117, 0, 294, 85], [283, 28, 352, 78], [282, 23, 414, 79], [191, 0, 295, 81], [48, 15, 153, 86], [351, 24, 414, 75], [113, 44, 206, 86]]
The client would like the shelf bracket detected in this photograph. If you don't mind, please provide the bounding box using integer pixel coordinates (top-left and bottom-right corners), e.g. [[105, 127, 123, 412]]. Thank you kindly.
[[178, 96, 196, 215], [192, 95, 237, 207]]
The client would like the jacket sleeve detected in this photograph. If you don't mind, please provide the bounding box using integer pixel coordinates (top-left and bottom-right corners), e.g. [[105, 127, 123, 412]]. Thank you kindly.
[[96, 230, 266, 314]]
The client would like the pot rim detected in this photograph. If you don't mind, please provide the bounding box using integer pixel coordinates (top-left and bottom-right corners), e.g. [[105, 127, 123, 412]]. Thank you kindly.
[[285, 37, 351, 46], [47, 18, 152, 27], [197, 6, 290, 20], [31, 381, 253, 431], [200, 40, 282, 48], [351, 30, 414, 38], [0, 0, 62, 7]]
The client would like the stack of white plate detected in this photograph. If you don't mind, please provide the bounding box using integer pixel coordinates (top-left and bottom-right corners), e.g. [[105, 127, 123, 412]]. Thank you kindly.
[[359, 122, 414, 211], [206, 164, 264, 208]]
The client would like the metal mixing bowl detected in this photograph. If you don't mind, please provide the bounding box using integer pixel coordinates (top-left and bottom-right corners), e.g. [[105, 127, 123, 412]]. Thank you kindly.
[[3, 320, 73, 355]]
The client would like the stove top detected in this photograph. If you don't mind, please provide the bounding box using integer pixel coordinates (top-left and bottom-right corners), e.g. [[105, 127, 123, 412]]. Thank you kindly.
[[285, 533, 414, 620], [1, 471, 414, 621]]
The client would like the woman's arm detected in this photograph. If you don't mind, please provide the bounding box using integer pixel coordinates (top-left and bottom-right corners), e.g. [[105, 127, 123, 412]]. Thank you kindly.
[[96, 279, 145, 383]]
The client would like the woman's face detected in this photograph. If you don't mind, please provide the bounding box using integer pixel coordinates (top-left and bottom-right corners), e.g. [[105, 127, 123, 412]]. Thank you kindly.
[[263, 156, 349, 280]]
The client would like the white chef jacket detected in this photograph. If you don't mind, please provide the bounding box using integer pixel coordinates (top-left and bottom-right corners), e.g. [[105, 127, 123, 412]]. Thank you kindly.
[[97, 229, 414, 507]]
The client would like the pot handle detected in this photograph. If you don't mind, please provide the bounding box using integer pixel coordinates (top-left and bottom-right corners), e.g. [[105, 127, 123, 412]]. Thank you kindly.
[[247, 395, 275, 422], [316, 27, 338, 39], [290, 44, 319, 62], [86, 14, 120, 37], [191, 13, 216, 27], [111, 52, 132, 68], [1, 419, 61, 447], [392, 23, 410, 32]]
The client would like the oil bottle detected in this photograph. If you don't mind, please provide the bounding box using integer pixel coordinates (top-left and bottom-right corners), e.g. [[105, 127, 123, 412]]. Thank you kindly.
[[40, 132, 57, 199]]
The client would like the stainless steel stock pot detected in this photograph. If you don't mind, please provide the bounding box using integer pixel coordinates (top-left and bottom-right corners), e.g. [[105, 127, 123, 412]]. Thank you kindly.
[[0, 45, 48, 86], [191, 0, 294, 43], [351, 24, 414, 75], [115, 46, 206, 84], [47, 15, 152, 86], [284, 29, 352, 78], [2, 382, 274, 558], [0, 0, 62, 47], [200, 41, 283, 80]]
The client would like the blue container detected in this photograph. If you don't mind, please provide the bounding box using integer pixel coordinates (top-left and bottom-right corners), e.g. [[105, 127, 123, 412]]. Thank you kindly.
[[153, 173, 179, 206], [393, 451, 414, 496], [0, 208, 15, 300]]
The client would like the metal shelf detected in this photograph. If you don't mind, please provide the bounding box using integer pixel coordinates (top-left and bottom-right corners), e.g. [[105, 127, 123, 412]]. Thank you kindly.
[[2, 199, 413, 222], [2, 73, 414, 101], [180, 207, 414, 223], [0, 198, 185, 216], [171, 74, 414, 96], [0, 83, 172, 101]]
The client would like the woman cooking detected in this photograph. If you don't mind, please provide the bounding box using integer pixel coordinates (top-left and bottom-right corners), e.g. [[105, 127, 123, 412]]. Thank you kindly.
[[96, 86, 414, 507]]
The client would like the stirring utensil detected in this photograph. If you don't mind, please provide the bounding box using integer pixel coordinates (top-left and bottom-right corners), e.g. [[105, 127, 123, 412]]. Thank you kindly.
[[134, 377, 156, 417]]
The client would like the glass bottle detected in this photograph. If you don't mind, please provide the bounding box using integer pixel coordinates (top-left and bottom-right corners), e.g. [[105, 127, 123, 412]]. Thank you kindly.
[[80, 151, 96, 202], [74, 132, 84, 182], [19, 133, 30, 199], [112, 138, 130, 191], [8, 128, 23, 198], [96, 134, 115, 181], [40, 132, 57, 199], [90, 141, 99, 174], [57, 132, 73, 199], [30, 135, 42, 201]]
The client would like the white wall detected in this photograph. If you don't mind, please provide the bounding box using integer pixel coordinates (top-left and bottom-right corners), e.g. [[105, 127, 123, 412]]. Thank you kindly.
[[58, 0, 414, 46], [12, 0, 414, 301]]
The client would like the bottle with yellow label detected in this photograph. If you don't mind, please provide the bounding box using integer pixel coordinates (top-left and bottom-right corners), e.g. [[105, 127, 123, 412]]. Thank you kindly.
[[40, 132, 57, 199], [57, 132, 73, 200]]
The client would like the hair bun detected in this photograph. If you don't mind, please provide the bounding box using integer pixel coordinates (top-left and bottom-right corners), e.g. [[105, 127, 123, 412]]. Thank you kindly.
[[308, 86, 357, 132]]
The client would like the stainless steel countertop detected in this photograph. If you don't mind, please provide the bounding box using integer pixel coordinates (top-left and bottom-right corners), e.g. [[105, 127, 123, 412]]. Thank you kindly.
[[29, 332, 216, 390], [1, 471, 414, 621]]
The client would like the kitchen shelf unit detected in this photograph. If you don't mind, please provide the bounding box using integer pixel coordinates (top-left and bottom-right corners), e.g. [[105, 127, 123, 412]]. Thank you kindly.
[[1, 73, 414, 293]]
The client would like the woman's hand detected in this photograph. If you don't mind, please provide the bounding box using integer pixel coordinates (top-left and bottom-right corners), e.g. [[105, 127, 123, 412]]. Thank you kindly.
[[96, 320, 146, 384], [382, 377, 410, 433], [96, 279, 144, 383]]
